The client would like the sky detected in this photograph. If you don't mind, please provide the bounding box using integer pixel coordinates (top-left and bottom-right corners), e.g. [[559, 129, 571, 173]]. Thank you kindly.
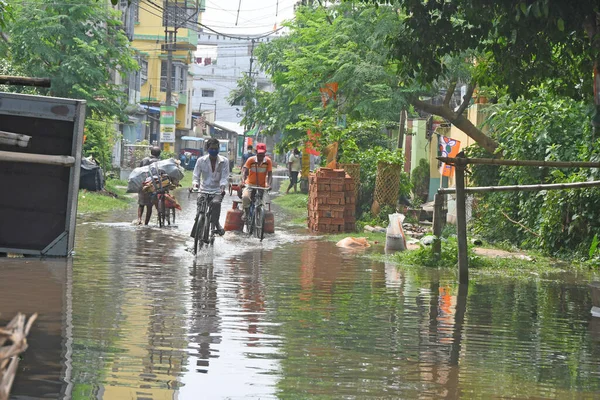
[[196, 0, 296, 58], [201, 0, 297, 35]]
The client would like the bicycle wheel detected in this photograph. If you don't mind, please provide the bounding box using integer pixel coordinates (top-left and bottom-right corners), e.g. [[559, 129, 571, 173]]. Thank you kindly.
[[157, 196, 166, 227], [246, 206, 254, 236], [254, 205, 265, 241], [202, 207, 211, 244], [193, 213, 205, 254]]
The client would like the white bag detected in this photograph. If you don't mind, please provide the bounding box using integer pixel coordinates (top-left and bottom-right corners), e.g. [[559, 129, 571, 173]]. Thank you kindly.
[[385, 213, 407, 252], [127, 158, 185, 193]]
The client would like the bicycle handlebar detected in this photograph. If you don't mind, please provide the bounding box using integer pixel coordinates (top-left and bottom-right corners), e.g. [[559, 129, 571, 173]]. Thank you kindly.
[[189, 188, 224, 194]]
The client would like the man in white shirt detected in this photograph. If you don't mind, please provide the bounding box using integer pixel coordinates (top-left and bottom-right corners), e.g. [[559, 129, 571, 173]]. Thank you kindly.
[[286, 147, 301, 194], [191, 137, 230, 236]]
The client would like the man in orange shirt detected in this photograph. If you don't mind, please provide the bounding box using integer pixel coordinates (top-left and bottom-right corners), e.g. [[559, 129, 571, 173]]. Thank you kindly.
[[241, 143, 272, 220]]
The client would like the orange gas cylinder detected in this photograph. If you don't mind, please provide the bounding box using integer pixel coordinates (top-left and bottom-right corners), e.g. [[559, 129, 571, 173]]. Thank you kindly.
[[264, 207, 275, 234], [224, 201, 243, 231]]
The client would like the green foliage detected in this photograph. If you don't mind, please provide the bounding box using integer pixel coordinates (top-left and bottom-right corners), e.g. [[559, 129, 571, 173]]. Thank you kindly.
[[589, 234, 599, 258], [83, 117, 117, 174], [6, 0, 138, 119], [467, 88, 600, 256], [254, 3, 409, 144], [392, 236, 481, 269], [0, 0, 10, 29], [364, 0, 597, 102], [160, 151, 176, 160], [228, 74, 262, 131], [410, 158, 430, 204]]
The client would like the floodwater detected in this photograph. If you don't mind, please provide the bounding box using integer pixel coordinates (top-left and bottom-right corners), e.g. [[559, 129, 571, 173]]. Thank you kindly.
[[3, 178, 600, 399]]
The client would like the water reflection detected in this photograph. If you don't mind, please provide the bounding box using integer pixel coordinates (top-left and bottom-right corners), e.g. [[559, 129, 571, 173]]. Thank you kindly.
[[3, 187, 600, 398]]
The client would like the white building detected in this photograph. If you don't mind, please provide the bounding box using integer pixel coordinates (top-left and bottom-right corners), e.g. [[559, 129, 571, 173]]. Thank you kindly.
[[191, 32, 278, 131]]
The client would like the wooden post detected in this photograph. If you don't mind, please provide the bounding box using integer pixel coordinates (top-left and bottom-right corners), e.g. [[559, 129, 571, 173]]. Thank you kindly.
[[455, 158, 468, 284], [432, 193, 444, 259]]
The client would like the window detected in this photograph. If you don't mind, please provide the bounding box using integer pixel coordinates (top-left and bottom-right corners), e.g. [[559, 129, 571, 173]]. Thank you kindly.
[[140, 59, 148, 85], [232, 97, 245, 106], [202, 89, 215, 97], [160, 61, 187, 93]]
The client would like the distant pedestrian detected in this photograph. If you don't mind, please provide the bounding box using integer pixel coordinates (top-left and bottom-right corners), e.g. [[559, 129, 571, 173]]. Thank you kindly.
[[137, 146, 161, 225], [242, 145, 254, 167], [286, 148, 301, 194]]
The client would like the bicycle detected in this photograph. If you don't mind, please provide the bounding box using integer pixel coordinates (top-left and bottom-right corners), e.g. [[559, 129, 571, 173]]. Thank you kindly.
[[190, 189, 221, 254], [244, 186, 270, 241], [143, 168, 176, 228], [156, 191, 176, 227]]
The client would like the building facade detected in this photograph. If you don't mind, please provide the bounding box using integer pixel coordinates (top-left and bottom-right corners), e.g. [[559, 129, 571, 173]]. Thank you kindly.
[[131, 0, 205, 154], [191, 33, 277, 127]]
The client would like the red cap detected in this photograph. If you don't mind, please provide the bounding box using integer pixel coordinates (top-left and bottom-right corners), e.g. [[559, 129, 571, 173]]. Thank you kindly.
[[256, 143, 267, 154]]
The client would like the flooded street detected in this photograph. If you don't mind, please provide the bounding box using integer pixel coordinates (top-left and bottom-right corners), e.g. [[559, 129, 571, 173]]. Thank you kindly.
[[3, 179, 600, 398]]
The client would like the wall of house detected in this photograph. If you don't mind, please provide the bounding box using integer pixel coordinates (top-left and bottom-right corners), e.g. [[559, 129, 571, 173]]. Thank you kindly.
[[408, 119, 429, 174], [134, 5, 199, 135]]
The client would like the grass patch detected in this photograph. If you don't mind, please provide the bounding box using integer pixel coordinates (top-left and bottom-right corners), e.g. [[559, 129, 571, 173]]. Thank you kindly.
[[78, 178, 133, 215], [272, 192, 307, 224], [178, 170, 193, 188], [384, 236, 588, 280]]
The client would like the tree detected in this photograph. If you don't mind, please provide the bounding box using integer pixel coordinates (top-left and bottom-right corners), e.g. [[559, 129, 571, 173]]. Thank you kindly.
[[360, 0, 600, 144], [253, 4, 408, 144], [5, 0, 138, 119], [255, 3, 504, 153]]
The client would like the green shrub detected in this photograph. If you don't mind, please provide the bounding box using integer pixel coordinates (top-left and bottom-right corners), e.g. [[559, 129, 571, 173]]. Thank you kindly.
[[83, 115, 118, 174], [466, 88, 600, 257]]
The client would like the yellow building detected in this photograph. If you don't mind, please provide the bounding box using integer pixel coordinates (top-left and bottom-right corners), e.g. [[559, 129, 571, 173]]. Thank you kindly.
[[132, 1, 204, 152]]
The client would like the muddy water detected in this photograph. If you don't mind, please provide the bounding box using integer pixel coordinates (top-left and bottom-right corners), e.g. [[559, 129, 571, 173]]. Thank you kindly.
[[3, 179, 600, 398]]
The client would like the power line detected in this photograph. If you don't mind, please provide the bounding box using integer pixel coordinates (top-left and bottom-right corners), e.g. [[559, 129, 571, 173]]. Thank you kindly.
[[142, 0, 289, 40]]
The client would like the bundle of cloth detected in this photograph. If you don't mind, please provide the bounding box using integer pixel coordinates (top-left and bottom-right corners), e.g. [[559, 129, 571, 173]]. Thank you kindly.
[[127, 158, 184, 193]]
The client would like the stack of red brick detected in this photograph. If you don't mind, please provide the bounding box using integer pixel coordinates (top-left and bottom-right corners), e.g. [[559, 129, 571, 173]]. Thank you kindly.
[[307, 168, 356, 233]]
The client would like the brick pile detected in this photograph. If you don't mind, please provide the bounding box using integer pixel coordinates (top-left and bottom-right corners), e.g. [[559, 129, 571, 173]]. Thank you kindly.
[[307, 168, 356, 233]]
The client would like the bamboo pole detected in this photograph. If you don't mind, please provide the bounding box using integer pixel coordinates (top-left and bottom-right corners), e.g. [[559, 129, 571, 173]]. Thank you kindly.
[[437, 157, 600, 168], [455, 159, 469, 284], [0, 313, 37, 400], [432, 193, 444, 258], [0, 150, 75, 167], [438, 180, 600, 194], [0, 75, 51, 88]]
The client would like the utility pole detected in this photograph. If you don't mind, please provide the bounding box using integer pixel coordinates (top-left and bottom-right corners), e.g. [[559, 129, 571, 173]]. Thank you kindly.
[[244, 38, 256, 133], [161, 0, 200, 151]]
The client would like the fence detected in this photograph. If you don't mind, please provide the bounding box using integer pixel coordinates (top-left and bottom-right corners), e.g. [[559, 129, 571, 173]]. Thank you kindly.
[[434, 155, 600, 284]]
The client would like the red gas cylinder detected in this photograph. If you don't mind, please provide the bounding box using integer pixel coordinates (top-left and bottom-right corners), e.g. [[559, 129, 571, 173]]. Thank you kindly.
[[264, 206, 275, 234], [225, 201, 243, 231]]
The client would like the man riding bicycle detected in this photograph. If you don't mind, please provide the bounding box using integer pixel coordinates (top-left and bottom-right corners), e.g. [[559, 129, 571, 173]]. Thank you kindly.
[[190, 137, 229, 237], [241, 142, 272, 221]]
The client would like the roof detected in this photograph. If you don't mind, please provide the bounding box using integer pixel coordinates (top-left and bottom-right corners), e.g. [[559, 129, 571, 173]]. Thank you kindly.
[[141, 105, 161, 113], [211, 120, 244, 135], [181, 136, 204, 142]]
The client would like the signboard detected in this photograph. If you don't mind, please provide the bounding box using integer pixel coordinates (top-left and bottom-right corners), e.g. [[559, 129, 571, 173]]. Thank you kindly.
[[163, 143, 172, 153], [160, 106, 176, 143], [238, 135, 245, 158]]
